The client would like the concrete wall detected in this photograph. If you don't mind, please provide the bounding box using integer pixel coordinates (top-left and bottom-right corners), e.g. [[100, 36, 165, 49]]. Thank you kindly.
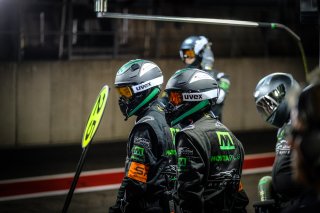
[[0, 58, 307, 147]]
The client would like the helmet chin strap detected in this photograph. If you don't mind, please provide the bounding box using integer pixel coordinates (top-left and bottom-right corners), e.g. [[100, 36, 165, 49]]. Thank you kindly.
[[187, 58, 201, 69], [170, 100, 209, 126], [127, 87, 160, 117]]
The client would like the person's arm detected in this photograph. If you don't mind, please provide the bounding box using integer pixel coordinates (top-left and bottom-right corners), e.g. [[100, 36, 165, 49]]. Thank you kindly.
[[121, 124, 157, 211], [272, 126, 302, 200], [216, 72, 230, 104], [175, 133, 206, 213], [108, 175, 128, 213]]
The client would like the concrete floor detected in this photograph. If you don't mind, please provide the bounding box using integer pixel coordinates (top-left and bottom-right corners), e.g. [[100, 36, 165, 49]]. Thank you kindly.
[[0, 172, 270, 213], [0, 130, 276, 213]]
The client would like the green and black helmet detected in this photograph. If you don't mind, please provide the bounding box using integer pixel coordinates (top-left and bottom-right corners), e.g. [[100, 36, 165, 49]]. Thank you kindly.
[[115, 59, 163, 120], [164, 68, 219, 126], [254, 72, 300, 128]]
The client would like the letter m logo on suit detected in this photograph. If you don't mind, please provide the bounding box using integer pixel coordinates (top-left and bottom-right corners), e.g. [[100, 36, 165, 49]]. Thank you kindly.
[[177, 157, 188, 172], [216, 131, 235, 150]]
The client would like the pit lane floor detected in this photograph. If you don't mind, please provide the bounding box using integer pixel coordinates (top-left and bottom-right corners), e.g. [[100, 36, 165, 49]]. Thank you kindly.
[[0, 130, 277, 213]]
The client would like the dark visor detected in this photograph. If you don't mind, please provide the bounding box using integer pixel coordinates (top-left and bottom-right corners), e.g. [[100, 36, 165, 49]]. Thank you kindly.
[[256, 84, 286, 120], [181, 49, 196, 59]]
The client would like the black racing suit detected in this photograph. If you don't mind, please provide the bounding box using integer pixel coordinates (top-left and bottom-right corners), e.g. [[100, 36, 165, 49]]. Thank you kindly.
[[272, 121, 303, 209], [109, 99, 177, 213], [174, 113, 249, 213]]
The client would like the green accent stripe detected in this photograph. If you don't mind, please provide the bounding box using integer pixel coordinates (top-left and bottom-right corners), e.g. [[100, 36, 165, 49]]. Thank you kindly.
[[175, 68, 191, 75], [128, 88, 160, 117], [271, 23, 276, 29], [171, 100, 209, 126], [117, 59, 143, 75]]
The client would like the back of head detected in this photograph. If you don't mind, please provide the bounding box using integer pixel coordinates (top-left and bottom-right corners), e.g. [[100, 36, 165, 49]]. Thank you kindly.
[[297, 83, 320, 128], [164, 68, 219, 126], [179, 35, 214, 69], [253, 72, 300, 128], [114, 59, 163, 120], [294, 83, 320, 184]]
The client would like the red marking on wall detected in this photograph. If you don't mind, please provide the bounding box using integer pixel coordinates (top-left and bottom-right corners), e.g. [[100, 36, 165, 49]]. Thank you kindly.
[[243, 152, 275, 169], [0, 171, 124, 198], [0, 152, 275, 200]]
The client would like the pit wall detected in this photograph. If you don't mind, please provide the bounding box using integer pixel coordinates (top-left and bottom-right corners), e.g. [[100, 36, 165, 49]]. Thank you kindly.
[[0, 58, 308, 147]]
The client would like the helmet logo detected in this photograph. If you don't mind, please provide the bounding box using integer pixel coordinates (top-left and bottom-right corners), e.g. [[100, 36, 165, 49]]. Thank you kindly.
[[183, 94, 203, 100], [190, 72, 213, 83], [140, 63, 159, 77], [182, 89, 219, 101], [135, 82, 152, 92], [132, 76, 163, 93]]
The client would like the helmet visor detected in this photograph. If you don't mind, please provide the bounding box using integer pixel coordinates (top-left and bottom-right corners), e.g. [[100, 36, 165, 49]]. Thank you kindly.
[[256, 84, 286, 120], [116, 86, 133, 99], [168, 91, 183, 106], [181, 49, 196, 59]]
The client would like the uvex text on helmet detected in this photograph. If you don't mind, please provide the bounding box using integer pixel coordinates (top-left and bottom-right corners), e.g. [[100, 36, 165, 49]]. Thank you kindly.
[[115, 59, 163, 120], [164, 68, 219, 126]]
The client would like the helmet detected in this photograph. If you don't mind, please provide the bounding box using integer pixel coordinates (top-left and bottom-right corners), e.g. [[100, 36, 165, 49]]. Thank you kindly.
[[114, 59, 163, 120], [164, 68, 219, 126], [253, 72, 300, 128], [179, 35, 214, 70]]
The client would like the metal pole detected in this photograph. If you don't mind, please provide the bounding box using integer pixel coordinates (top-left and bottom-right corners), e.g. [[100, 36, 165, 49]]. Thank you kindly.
[[67, 0, 73, 60], [96, 12, 309, 80], [59, 0, 67, 59], [319, 4, 320, 69], [62, 146, 89, 213], [62, 85, 109, 212], [97, 12, 260, 27]]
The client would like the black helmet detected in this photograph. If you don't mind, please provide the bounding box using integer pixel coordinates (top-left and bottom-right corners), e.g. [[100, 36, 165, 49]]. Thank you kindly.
[[253, 72, 300, 128], [114, 59, 163, 120], [164, 68, 219, 126], [179, 35, 214, 70]]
